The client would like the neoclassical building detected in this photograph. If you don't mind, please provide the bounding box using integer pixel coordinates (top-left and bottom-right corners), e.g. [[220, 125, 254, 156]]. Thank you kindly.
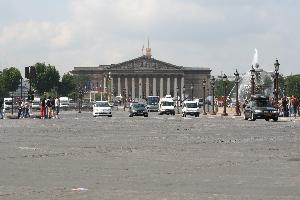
[[71, 49, 211, 100]]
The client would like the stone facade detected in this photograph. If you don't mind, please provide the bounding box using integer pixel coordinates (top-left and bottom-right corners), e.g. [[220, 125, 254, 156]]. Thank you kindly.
[[71, 55, 211, 100]]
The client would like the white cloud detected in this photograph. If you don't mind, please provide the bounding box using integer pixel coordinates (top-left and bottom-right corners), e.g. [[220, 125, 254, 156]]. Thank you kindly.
[[0, 0, 299, 75]]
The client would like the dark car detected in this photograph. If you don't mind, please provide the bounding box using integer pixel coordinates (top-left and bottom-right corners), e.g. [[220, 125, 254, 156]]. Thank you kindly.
[[129, 103, 148, 117], [244, 95, 279, 121]]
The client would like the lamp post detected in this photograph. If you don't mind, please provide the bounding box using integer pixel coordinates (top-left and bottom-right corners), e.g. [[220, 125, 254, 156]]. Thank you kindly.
[[222, 74, 228, 116], [183, 85, 186, 102], [202, 79, 207, 115], [274, 59, 280, 106], [210, 76, 216, 115], [176, 86, 180, 114], [122, 88, 126, 111], [78, 86, 84, 113], [234, 69, 240, 116], [250, 65, 256, 95], [191, 83, 194, 101]]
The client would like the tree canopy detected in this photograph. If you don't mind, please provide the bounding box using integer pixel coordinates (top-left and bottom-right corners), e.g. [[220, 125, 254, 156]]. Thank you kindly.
[[285, 74, 300, 97], [0, 67, 22, 98]]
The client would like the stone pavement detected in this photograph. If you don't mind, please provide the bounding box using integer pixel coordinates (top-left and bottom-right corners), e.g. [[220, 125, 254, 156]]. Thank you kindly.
[[0, 110, 299, 200]]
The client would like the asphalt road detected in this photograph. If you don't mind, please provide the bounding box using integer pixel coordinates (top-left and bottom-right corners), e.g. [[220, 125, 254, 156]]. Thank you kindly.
[[0, 111, 299, 200]]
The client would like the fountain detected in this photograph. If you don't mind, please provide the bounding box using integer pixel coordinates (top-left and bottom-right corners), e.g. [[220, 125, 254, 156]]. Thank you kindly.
[[232, 49, 275, 101]]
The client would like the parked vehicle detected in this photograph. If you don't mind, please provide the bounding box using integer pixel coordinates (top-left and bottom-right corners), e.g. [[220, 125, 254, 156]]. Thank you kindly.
[[31, 97, 40, 110], [129, 102, 148, 117], [93, 101, 112, 117], [146, 96, 159, 112], [244, 95, 279, 121], [3, 98, 13, 111], [182, 100, 200, 117], [60, 97, 70, 108], [159, 95, 175, 115]]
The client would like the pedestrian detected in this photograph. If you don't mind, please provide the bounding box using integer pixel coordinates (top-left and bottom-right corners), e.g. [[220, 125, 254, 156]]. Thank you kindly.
[[24, 100, 30, 118], [40, 97, 46, 119], [51, 97, 55, 119], [0, 98, 4, 119], [55, 96, 60, 118], [290, 95, 298, 118], [281, 96, 288, 117], [46, 96, 52, 119], [17, 99, 23, 119]]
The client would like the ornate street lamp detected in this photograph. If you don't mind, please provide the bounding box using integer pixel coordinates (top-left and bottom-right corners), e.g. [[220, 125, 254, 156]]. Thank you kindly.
[[202, 79, 207, 115], [274, 59, 280, 106], [210, 76, 216, 115], [191, 83, 194, 101], [183, 85, 186, 102], [222, 74, 228, 116], [234, 69, 241, 116], [176, 86, 180, 114], [250, 65, 256, 95]]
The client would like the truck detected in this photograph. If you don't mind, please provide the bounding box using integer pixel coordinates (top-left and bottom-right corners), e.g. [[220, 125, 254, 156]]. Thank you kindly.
[[181, 100, 200, 117], [3, 98, 13, 112], [59, 97, 70, 108], [158, 95, 175, 115], [146, 96, 160, 112]]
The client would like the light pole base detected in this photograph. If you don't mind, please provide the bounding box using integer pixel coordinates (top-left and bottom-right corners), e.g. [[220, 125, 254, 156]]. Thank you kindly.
[[221, 113, 228, 116], [210, 112, 216, 115]]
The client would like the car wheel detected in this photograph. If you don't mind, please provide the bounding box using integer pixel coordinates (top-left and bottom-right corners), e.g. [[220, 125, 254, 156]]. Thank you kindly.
[[243, 113, 248, 120], [108, 115, 112, 117], [250, 112, 256, 121], [144, 115, 148, 117], [273, 117, 278, 122], [265, 118, 270, 121], [129, 114, 133, 117]]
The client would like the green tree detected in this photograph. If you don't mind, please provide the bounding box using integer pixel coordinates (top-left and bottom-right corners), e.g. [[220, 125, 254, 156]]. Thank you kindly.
[[0, 67, 22, 97], [31, 63, 60, 95], [58, 73, 76, 97], [215, 79, 234, 97], [285, 74, 300, 97]]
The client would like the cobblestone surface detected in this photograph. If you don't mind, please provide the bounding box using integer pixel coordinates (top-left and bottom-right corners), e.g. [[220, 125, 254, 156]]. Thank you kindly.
[[0, 111, 299, 200]]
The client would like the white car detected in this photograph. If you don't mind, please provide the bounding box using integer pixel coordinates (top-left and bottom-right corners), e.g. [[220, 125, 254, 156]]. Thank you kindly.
[[182, 100, 200, 117], [93, 101, 112, 117]]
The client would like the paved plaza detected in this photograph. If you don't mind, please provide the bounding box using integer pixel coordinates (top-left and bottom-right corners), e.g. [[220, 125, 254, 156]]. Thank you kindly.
[[0, 110, 299, 200]]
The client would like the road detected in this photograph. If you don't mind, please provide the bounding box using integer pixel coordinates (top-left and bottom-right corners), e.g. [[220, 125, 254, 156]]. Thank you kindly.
[[0, 110, 299, 200]]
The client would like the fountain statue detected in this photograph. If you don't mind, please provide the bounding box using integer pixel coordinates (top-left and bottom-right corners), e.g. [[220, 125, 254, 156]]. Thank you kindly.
[[235, 49, 275, 101]]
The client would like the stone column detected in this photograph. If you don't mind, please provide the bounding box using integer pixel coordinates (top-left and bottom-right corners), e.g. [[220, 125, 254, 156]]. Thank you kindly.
[[139, 77, 142, 98], [132, 77, 135, 99], [118, 77, 121, 96], [125, 77, 128, 96], [111, 77, 114, 94], [103, 77, 107, 92], [160, 77, 164, 97], [181, 77, 184, 99], [167, 77, 170, 95], [146, 77, 149, 97], [174, 77, 177, 99], [153, 77, 157, 96]]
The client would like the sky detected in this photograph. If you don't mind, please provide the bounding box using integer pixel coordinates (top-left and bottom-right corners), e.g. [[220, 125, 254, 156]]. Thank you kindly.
[[0, 0, 299, 76]]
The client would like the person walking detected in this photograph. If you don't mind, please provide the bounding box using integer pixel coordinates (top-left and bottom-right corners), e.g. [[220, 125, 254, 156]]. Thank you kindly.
[[281, 96, 288, 117], [55, 96, 60, 119], [17, 99, 23, 119], [51, 97, 55, 119], [46, 96, 52, 119]]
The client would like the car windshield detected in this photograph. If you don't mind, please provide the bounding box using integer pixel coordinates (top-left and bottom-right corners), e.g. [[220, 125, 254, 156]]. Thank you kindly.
[[4, 101, 12, 105], [132, 103, 145, 109], [186, 103, 198, 108], [95, 102, 110, 107], [161, 101, 173, 106], [147, 96, 159, 105], [252, 100, 272, 107]]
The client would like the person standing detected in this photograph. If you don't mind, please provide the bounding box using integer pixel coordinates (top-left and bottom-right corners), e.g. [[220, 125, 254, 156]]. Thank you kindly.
[[55, 96, 60, 119], [290, 95, 298, 118], [41, 97, 46, 119], [51, 97, 55, 119], [0, 98, 3, 119]]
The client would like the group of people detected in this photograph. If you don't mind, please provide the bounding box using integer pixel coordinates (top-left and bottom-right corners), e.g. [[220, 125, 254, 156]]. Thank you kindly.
[[280, 95, 299, 117], [17, 99, 31, 119], [40, 96, 60, 119]]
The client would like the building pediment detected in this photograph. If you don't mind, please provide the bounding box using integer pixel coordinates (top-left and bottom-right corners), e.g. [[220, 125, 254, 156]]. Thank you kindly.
[[107, 56, 183, 71]]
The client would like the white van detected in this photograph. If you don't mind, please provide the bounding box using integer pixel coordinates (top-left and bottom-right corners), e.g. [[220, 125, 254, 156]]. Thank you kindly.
[[59, 97, 70, 108], [32, 97, 40, 110], [182, 100, 200, 117], [4, 98, 13, 111], [159, 95, 175, 115]]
